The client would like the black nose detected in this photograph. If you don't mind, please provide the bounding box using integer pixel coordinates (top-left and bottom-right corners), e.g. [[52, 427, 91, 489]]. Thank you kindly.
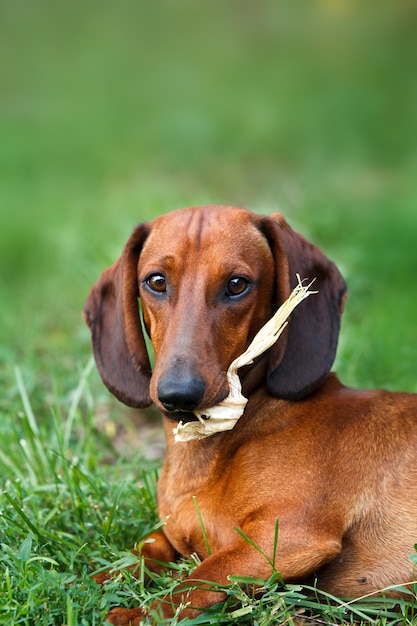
[[157, 375, 206, 412]]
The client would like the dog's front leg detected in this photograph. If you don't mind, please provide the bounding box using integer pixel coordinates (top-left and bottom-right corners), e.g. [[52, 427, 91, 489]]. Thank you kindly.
[[105, 528, 341, 624], [105, 539, 252, 625]]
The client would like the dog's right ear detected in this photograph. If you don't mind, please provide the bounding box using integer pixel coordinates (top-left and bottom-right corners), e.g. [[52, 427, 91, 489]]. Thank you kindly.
[[83, 223, 152, 408]]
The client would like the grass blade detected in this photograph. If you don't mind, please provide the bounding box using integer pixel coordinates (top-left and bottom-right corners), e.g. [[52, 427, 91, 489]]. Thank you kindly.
[[193, 496, 211, 556], [64, 357, 95, 451]]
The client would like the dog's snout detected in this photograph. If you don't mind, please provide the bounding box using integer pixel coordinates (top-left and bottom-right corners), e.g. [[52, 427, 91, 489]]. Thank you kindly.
[[157, 374, 206, 413]]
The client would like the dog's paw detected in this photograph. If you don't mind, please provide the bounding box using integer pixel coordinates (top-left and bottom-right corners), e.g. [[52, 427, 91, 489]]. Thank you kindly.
[[105, 607, 148, 625]]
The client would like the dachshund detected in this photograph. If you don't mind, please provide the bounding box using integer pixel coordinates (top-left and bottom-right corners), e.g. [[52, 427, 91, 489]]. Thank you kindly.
[[84, 205, 417, 624]]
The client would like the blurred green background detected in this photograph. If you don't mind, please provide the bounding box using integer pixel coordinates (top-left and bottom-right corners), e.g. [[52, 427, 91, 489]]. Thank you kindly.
[[1, 0, 417, 406]]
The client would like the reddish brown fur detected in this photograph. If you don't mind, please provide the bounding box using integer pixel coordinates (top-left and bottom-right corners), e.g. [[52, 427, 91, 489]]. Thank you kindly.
[[84, 206, 417, 624]]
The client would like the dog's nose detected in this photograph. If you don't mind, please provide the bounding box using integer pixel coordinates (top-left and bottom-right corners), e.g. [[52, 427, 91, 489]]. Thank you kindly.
[[157, 375, 206, 412]]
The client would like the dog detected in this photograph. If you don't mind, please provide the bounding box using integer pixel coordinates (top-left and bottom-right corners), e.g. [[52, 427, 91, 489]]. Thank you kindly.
[[84, 205, 417, 624]]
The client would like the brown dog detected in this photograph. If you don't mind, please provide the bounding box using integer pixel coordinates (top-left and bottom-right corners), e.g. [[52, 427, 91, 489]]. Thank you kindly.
[[84, 205, 417, 624]]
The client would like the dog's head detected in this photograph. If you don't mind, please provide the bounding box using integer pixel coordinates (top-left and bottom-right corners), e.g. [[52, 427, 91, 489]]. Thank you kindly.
[[84, 206, 347, 420]]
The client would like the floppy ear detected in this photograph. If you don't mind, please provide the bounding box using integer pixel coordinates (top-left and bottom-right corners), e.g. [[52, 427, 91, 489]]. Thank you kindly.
[[259, 213, 347, 400], [83, 223, 152, 408]]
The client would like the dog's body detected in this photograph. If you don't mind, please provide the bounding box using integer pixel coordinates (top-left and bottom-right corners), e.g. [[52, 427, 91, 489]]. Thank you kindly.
[[84, 206, 417, 624]]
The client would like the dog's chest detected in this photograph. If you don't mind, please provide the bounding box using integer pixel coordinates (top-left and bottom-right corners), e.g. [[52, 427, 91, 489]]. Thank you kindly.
[[157, 453, 236, 559], [160, 489, 236, 559]]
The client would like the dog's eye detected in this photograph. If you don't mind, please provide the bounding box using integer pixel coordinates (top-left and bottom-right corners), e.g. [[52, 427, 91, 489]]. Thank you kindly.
[[226, 276, 249, 297], [146, 273, 167, 293]]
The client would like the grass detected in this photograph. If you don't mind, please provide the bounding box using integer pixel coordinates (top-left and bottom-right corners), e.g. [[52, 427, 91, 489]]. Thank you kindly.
[[1, 0, 417, 623]]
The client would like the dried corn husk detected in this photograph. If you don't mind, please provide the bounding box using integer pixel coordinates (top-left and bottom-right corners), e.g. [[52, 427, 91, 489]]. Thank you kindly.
[[173, 275, 317, 442]]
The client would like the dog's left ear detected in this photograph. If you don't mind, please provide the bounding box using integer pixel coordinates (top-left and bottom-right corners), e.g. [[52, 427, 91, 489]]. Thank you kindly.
[[83, 223, 152, 408], [259, 213, 347, 400]]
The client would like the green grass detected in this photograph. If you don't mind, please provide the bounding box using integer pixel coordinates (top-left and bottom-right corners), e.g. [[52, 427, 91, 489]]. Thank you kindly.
[[1, 1, 417, 623]]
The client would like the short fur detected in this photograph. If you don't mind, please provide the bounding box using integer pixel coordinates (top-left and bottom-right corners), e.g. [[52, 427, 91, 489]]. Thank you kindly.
[[84, 205, 417, 624]]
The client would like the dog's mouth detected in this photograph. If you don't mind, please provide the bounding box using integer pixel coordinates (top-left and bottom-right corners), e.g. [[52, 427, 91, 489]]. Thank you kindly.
[[163, 410, 199, 424]]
